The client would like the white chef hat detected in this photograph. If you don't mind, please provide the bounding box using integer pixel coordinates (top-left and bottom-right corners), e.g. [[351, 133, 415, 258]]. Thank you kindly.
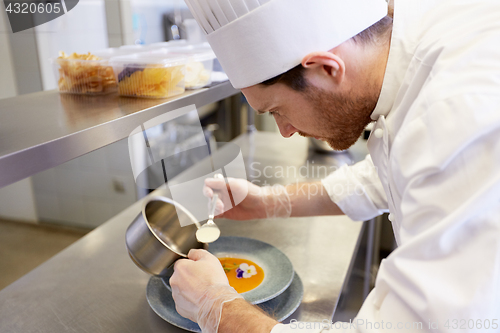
[[184, 0, 388, 89]]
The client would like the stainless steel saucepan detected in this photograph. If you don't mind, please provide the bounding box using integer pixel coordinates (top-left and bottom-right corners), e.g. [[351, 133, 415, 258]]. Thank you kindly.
[[125, 195, 205, 277]]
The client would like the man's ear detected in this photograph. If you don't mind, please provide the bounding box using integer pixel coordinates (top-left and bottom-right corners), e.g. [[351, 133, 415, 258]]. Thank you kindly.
[[301, 51, 345, 83]]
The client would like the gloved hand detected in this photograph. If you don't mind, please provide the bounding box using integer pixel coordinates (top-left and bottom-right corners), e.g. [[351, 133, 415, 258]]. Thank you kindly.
[[203, 177, 292, 220], [170, 249, 244, 333]]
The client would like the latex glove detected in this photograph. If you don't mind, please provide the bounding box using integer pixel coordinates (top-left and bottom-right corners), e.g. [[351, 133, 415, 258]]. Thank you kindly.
[[170, 249, 243, 333], [203, 177, 292, 220]]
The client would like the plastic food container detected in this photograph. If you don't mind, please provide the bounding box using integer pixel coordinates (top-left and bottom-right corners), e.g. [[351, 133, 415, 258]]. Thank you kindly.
[[110, 52, 187, 99], [93, 47, 143, 59], [51, 52, 117, 95], [148, 40, 188, 50], [118, 44, 150, 52], [156, 45, 216, 89], [147, 40, 210, 50]]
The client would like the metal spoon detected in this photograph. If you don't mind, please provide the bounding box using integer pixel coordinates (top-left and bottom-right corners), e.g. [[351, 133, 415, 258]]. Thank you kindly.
[[196, 175, 223, 243]]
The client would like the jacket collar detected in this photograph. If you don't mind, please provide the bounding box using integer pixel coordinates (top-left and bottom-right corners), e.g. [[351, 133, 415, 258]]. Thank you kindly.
[[370, 0, 417, 120]]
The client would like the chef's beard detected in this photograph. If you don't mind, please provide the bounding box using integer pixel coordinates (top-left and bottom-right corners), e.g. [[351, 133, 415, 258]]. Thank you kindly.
[[298, 85, 377, 151]]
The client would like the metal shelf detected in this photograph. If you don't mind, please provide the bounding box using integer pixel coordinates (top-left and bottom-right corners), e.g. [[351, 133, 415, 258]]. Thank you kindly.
[[0, 81, 239, 188]]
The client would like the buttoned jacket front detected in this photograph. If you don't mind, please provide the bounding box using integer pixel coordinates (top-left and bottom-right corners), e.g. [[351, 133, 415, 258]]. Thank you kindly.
[[275, 1, 500, 332]]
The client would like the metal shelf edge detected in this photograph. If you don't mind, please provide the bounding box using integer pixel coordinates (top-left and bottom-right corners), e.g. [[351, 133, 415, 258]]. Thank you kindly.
[[0, 81, 239, 188]]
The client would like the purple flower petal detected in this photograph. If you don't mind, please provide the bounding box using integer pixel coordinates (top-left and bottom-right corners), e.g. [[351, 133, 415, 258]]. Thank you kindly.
[[236, 268, 244, 279]]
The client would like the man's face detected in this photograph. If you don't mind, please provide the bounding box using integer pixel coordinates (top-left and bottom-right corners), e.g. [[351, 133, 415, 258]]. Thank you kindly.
[[241, 78, 378, 151]]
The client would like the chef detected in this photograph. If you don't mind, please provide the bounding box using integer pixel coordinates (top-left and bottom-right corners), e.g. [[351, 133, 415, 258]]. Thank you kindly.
[[169, 0, 500, 332]]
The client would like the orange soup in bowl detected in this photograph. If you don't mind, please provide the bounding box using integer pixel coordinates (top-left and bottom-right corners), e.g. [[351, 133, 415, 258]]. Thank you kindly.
[[219, 258, 264, 293]]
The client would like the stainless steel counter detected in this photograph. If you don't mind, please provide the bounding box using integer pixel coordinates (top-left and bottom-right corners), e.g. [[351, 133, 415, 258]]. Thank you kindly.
[[0, 81, 239, 188], [0, 131, 368, 332]]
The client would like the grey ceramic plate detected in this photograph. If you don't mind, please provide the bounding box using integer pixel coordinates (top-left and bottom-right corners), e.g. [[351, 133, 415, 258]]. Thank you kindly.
[[147, 272, 303, 333], [161, 236, 295, 305]]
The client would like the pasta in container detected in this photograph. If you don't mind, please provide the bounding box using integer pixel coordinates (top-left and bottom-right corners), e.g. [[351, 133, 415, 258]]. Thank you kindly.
[[157, 45, 216, 89], [51, 52, 117, 95], [110, 53, 187, 99]]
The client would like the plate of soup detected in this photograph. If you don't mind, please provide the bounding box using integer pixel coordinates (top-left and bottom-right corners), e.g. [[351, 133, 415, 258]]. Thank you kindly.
[[147, 271, 303, 333], [161, 236, 295, 304]]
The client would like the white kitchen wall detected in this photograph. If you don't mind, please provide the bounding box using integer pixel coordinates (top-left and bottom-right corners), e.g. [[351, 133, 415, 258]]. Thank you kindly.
[[1, 0, 192, 227], [0, 8, 39, 223], [129, 0, 188, 44], [105, 0, 135, 47], [0, 180, 39, 223], [35, 0, 109, 90], [32, 138, 137, 228], [0, 6, 17, 98], [22, 0, 135, 228]]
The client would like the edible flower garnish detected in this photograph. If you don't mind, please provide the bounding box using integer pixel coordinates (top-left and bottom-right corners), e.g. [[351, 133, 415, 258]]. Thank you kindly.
[[236, 263, 257, 279]]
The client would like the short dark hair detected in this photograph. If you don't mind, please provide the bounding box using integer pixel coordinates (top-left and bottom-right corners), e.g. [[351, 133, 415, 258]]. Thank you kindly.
[[260, 63, 309, 91], [352, 15, 393, 44], [261, 16, 393, 92]]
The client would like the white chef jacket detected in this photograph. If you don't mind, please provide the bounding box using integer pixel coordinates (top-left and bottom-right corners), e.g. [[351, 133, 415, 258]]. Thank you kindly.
[[273, 0, 500, 332]]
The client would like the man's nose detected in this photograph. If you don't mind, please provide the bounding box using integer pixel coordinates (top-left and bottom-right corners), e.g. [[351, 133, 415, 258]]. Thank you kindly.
[[274, 115, 298, 138]]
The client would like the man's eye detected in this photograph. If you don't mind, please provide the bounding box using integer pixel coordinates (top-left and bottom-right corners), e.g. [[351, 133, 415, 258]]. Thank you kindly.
[[269, 110, 278, 116]]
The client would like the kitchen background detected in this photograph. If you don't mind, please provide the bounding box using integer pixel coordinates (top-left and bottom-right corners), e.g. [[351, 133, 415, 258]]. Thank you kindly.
[[0, 0, 278, 231], [0, 1, 394, 321], [0, 0, 281, 289]]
